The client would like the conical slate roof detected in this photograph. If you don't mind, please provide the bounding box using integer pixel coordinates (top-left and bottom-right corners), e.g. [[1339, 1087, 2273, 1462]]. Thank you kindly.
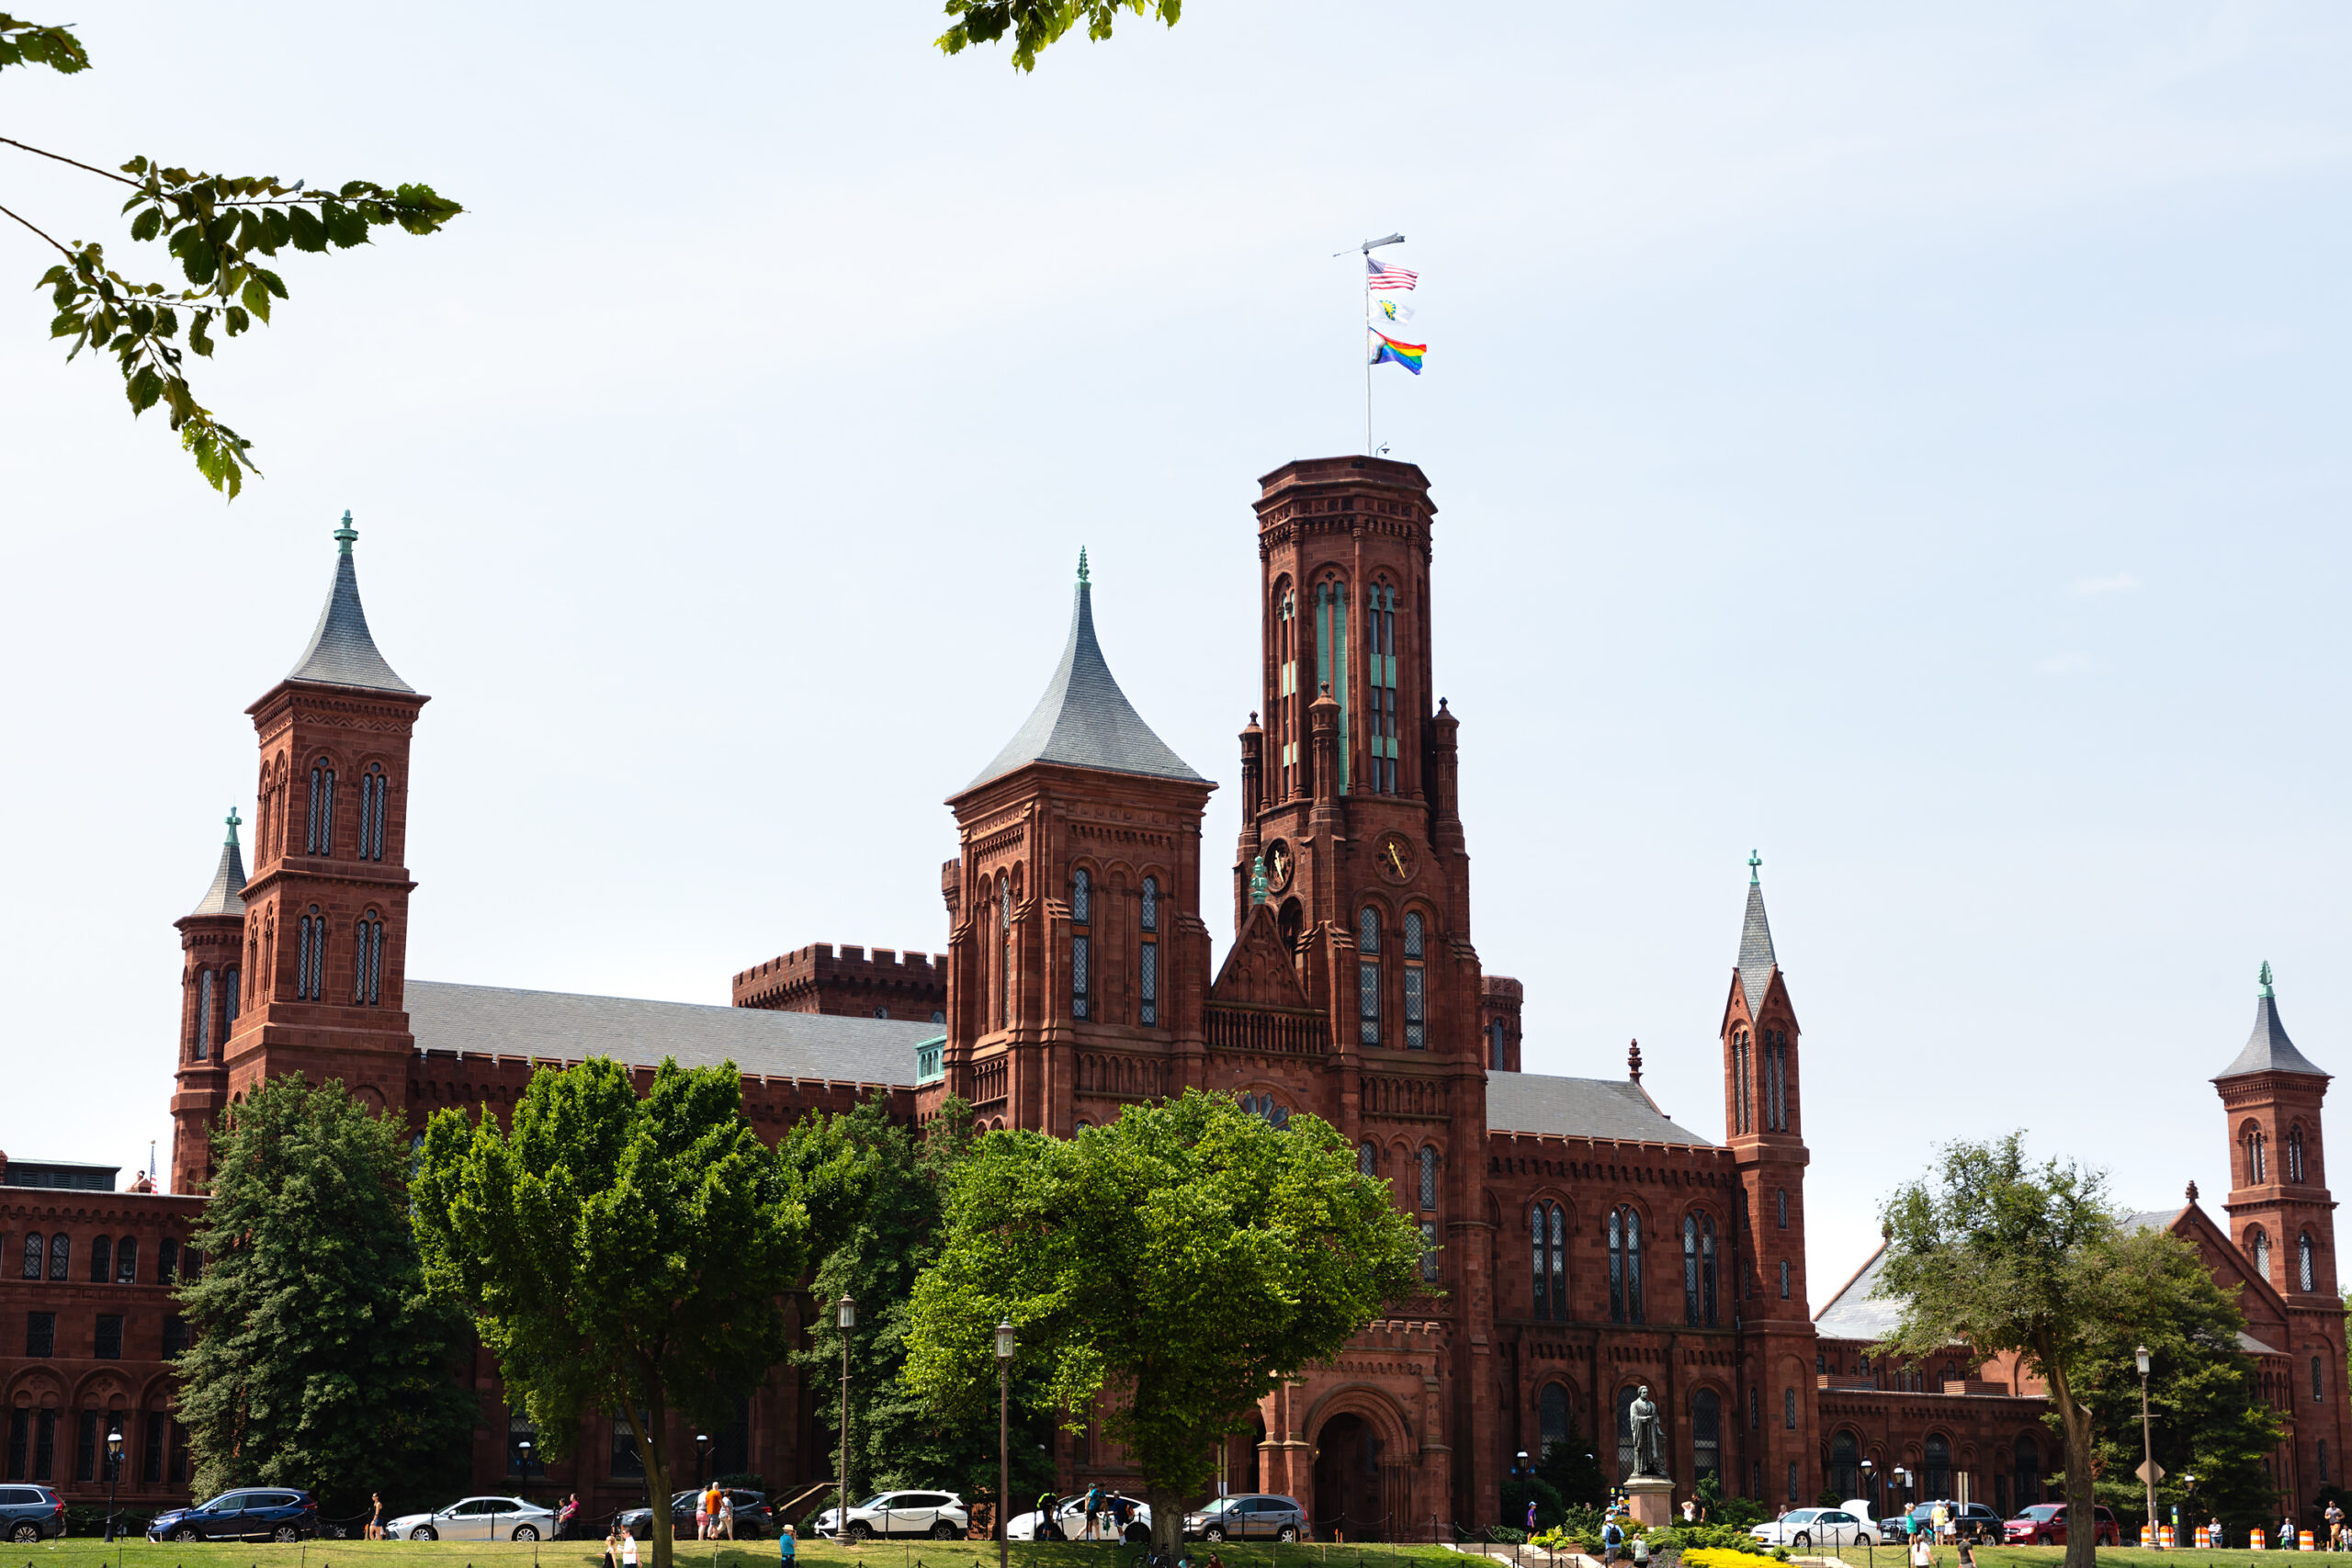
[[187, 811, 247, 919], [1737, 852, 1778, 1014], [964, 552, 1203, 792], [2215, 964, 2328, 1079], [287, 513, 412, 693]]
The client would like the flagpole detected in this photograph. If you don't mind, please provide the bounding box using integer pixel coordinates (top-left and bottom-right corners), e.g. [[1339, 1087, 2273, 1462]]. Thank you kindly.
[[1338, 233, 1404, 458]]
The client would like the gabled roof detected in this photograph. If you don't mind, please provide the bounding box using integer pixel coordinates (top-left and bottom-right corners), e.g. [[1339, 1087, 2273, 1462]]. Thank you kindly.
[[186, 811, 247, 919], [1487, 1072, 1715, 1146], [1814, 1243, 1902, 1341], [963, 553, 1203, 793], [2216, 965, 2326, 1079], [1737, 856, 1778, 1016], [405, 981, 933, 1085], [287, 513, 413, 694]]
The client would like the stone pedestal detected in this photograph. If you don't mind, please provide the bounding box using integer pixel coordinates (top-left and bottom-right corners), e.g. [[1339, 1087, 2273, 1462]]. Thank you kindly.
[[1622, 1477, 1675, 1530]]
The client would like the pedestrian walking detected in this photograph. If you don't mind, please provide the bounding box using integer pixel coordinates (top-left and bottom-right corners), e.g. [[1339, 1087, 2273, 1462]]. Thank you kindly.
[[2211, 1516, 2225, 1550], [1908, 1526, 1933, 1568], [2328, 1500, 2344, 1549], [1084, 1482, 1102, 1542], [368, 1494, 383, 1541], [1036, 1491, 1057, 1540], [2286, 1512, 2301, 1550], [557, 1495, 580, 1541], [697, 1488, 711, 1541], [778, 1524, 797, 1566], [623, 1526, 640, 1568], [603, 1524, 626, 1568], [719, 1493, 735, 1540], [1955, 1537, 1976, 1568], [1601, 1517, 1623, 1565]]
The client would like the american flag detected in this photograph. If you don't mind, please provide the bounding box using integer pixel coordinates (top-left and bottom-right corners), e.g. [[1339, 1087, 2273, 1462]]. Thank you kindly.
[[1366, 256, 1418, 291]]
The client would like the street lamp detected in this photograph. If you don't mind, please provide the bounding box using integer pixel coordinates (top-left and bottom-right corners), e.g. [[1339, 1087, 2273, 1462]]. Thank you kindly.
[[1860, 1459, 1875, 1513], [103, 1426, 122, 1541], [996, 1320, 1016, 1568], [839, 1294, 857, 1544], [695, 1432, 712, 1486], [2136, 1345, 2156, 1542], [516, 1438, 534, 1479]]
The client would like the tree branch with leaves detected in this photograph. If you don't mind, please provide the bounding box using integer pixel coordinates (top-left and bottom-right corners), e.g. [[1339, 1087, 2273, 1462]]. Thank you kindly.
[[1, 12, 459, 496], [935, 0, 1181, 72]]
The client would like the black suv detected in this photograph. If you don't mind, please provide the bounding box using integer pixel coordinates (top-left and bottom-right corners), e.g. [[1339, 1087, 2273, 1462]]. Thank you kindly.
[[0, 1485, 63, 1543], [148, 1488, 319, 1542], [616, 1489, 774, 1540]]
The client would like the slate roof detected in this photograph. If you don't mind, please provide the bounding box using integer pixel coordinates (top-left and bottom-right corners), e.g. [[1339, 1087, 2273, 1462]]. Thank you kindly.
[[2216, 983, 2327, 1080], [1486, 1072, 1715, 1146], [287, 516, 413, 693], [186, 820, 247, 918], [1737, 874, 1778, 1015], [964, 560, 1204, 793], [405, 981, 931, 1085], [1814, 1243, 1902, 1341], [2122, 1206, 2188, 1235]]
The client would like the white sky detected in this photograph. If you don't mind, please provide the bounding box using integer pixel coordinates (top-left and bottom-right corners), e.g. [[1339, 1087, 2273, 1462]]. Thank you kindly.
[[3, 2, 2347, 1299]]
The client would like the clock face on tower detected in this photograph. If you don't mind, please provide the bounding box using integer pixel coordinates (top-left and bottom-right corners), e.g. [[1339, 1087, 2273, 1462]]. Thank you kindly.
[[1375, 832, 1417, 885], [1263, 840, 1294, 893]]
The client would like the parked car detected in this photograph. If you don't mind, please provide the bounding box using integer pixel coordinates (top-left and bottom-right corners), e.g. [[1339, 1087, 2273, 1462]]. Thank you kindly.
[[1007, 1495, 1152, 1542], [385, 1495, 560, 1541], [616, 1489, 775, 1540], [811, 1491, 969, 1541], [1879, 1502, 2002, 1544], [148, 1488, 319, 1543], [1182, 1495, 1306, 1542], [0, 1485, 63, 1544], [2003, 1503, 2120, 1546], [1751, 1507, 1873, 1551]]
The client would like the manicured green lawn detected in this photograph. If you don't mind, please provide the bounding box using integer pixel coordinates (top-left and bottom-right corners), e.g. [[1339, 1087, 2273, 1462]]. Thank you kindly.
[[1812, 1549, 2318, 1568], [0, 1540, 1470, 1568]]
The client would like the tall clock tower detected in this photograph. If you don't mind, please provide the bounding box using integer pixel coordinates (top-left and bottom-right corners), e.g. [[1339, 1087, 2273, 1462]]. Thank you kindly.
[[1230, 455, 1490, 1525]]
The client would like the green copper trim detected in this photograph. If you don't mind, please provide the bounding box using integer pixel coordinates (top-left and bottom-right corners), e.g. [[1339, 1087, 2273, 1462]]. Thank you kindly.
[[334, 509, 357, 555], [1077, 546, 1090, 586], [2260, 961, 2275, 998], [1250, 854, 1269, 906], [224, 807, 242, 846], [1748, 849, 1761, 886]]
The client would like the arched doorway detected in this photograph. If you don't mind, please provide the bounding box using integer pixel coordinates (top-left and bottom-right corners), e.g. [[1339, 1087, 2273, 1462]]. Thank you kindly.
[[1314, 1414, 1385, 1541]]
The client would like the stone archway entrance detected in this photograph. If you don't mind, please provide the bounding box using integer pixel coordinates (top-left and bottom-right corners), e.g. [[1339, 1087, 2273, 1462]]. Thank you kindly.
[[1314, 1413, 1387, 1541]]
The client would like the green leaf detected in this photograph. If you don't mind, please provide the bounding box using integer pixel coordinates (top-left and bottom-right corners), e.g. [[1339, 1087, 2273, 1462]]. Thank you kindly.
[[322, 202, 368, 248], [49, 310, 83, 339], [239, 276, 272, 324], [126, 366, 164, 414], [262, 207, 291, 250], [188, 310, 213, 357], [129, 207, 163, 243], [287, 205, 326, 253], [0, 13, 91, 74], [224, 305, 249, 336]]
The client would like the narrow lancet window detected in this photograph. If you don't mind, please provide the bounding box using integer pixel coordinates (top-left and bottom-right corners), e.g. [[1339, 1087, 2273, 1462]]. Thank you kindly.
[[1357, 907, 1382, 1046]]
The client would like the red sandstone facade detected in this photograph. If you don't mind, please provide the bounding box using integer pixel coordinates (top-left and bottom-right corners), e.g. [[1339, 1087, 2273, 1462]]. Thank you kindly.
[[0, 464, 2338, 1538]]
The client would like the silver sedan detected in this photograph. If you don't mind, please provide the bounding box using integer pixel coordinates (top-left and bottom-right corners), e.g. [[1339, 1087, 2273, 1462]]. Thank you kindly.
[[387, 1496, 560, 1541]]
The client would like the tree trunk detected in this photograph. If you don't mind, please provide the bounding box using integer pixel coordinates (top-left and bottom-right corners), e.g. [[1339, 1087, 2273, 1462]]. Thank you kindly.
[[2047, 1357, 2099, 1568], [1147, 1484, 1185, 1553], [630, 1393, 674, 1568]]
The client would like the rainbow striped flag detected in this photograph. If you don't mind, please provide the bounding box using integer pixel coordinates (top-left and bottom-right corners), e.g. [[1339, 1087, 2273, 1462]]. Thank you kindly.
[[1369, 328, 1425, 375]]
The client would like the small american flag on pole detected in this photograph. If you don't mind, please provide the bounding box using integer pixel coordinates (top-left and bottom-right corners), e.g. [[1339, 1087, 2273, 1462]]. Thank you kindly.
[[1366, 257, 1418, 291]]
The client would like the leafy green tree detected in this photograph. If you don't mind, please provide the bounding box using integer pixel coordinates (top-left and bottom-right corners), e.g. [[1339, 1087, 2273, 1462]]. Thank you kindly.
[[410, 1057, 808, 1568], [1877, 1134, 2232, 1568], [175, 1074, 475, 1518], [904, 1089, 1423, 1549], [935, 0, 1181, 72], [1, 13, 459, 496], [2070, 1241, 2282, 1536]]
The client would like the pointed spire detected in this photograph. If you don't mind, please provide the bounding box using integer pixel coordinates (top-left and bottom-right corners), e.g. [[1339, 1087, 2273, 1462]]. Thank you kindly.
[[2217, 964, 2328, 1079], [1736, 853, 1778, 1014], [187, 807, 248, 918], [963, 552, 1204, 791], [287, 511, 413, 693]]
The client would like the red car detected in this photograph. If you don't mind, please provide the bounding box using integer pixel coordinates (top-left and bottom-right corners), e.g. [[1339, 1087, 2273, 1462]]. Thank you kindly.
[[2003, 1504, 2120, 1546]]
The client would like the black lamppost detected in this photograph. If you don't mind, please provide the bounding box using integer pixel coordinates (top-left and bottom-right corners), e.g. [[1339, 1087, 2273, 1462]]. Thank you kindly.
[[995, 1320, 1015, 1568], [2135, 1345, 2157, 1542], [1860, 1460, 1875, 1516], [516, 1438, 535, 1480], [103, 1426, 122, 1541], [838, 1294, 857, 1543]]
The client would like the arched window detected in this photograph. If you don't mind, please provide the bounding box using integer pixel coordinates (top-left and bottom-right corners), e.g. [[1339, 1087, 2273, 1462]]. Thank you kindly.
[[353, 909, 384, 1007], [1419, 1145, 1438, 1210], [1358, 908, 1383, 1046], [1692, 1390, 1722, 1483], [1748, 1387, 1759, 1432], [1539, 1383, 1570, 1461], [2014, 1435, 2040, 1503], [1364, 581, 1399, 794], [1829, 1430, 1859, 1500], [1782, 1387, 1796, 1429], [1138, 875, 1159, 1026], [2248, 1127, 2269, 1184], [1607, 1206, 1645, 1324], [2252, 1226, 2271, 1280], [305, 756, 335, 856], [1275, 587, 1299, 796], [2301, 1231, 2316, 1292], [1402, 910, 1426, 1049], [1777, 1188, 1789, 1229], [1780, 1258, 1792, 1299], [224, 966, 239, 1030], [1239, 1092, 1290, 1130], [1420, 1220, 1440, 1282], [195, 969, 213, 1060], [1702, 1215, 1719, 1326], [19, 1232, 40, 1280], [1732, 1028, 1751, 1134], [115, 1237, 137, 1285], [1924, 1434, 1951, 1498], [2316, 1356, 2326, 1404], [1069, 868, 1091, 1021], [2290, 1124, 2307, 1184], [1359, 1142, 1376, 1177], [1315, 579, 1351, 792], [47, 1234, 69, 1280], [997, 874, 1012, 1030], [1683, 1215, 1702, 1325], [356, 762, 390, 862], [1533, 1201, 1566, 1321], [296, 906, 326, 1000], [1489, 1020, 1507, 1069], [1765, 1029, 1789, 1130], [88, 1235, 111, 1284]]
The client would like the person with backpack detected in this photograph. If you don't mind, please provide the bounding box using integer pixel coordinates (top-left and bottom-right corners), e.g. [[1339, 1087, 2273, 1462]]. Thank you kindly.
[[1084, 1483, 1103, 1541], [1601, 1517, 1624, 1564]]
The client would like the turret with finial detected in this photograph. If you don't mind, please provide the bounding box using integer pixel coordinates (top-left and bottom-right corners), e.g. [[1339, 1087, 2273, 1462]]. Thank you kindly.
[[1628, 1039, 1644, 1083]]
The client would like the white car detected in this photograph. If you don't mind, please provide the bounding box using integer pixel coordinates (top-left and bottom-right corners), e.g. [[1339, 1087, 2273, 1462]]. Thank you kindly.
[[811, 1491, 969, 1541], [1752, 1507, 1874, 1551], [387, 1496, 560, 1541], [1006, 1495, 1153, 1542]]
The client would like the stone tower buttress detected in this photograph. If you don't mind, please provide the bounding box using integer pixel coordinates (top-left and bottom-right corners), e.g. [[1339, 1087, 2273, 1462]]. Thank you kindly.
[[169, 811, 246, 1194]]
